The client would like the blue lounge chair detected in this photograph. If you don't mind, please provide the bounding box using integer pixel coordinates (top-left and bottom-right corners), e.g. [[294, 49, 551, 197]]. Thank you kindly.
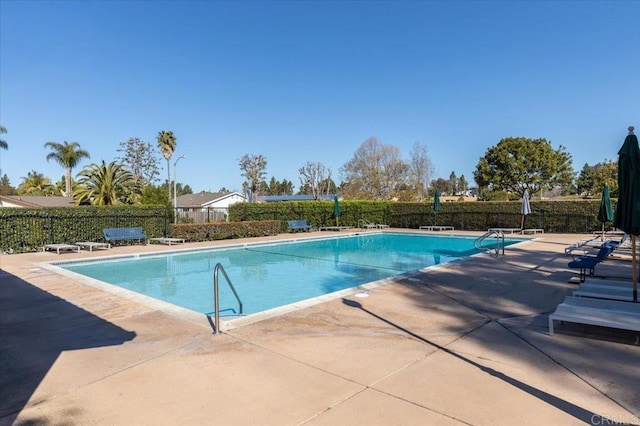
[[568, 243, 615, 282]]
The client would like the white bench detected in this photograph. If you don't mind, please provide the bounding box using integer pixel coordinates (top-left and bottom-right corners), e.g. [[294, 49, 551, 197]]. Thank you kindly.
[[319, 226, 354, 231], [487, 227, 520, 234], [522, 228, 544, 234], [549, 296, 640, 335], [43, 244, 80, 254], [76, 242, 110, 252], [419, 226, 454, 231], [149, 237, 186, 245]]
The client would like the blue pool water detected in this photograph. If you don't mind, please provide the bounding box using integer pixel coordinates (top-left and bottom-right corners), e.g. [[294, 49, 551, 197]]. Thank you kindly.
[[60, 233, 517, 317]]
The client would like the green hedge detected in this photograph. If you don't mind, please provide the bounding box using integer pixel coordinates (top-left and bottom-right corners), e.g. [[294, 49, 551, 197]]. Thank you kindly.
[[0, 206, 170, 254], [229, 199, 609, 234], [0, 200, 612, 254], [169, 221, 282, 242]]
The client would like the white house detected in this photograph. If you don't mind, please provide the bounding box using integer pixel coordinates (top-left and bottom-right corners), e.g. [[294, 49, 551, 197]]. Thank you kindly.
[[175, 191, 246, 223]]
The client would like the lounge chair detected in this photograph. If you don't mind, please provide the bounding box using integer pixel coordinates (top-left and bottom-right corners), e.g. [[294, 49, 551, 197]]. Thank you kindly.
[[573, 280, 635, 302], [549, 295, 640, 335], [419, 225, 454, 231], [360, 219, 389, 229], [565, 234, 630, 256], [567, 243, 615, 282]]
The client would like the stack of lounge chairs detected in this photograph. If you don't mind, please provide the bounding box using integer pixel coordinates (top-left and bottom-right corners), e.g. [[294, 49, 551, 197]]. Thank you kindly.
[[564, 233, 629, 256], [550, 234, 639, 336]]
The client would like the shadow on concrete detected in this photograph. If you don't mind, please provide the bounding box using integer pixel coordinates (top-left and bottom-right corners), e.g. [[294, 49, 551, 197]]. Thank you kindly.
[[0, 269, 136, 424], [342, 297, 614, 424], [386, 243, 640, 415]]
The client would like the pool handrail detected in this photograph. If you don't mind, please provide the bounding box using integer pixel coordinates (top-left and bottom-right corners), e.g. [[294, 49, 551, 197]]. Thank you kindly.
[[213, 263, 244, 334], [474, 230, 505, 255]]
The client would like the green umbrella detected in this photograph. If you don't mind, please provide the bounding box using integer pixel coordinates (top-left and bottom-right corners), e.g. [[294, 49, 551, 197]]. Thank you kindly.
[[433, 190, 441, 225], [597, 184, 614, 240], [613, 127, 640, 301], [333, 195, 340, 226]]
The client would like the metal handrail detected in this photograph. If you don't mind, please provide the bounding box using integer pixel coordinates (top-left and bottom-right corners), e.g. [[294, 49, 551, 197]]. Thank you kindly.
[[213, 263, 243, 335], [474, 230, 505, 255]]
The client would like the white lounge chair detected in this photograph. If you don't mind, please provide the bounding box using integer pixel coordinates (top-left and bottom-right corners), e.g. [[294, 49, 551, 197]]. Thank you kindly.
[[549, 296, 640, 335]]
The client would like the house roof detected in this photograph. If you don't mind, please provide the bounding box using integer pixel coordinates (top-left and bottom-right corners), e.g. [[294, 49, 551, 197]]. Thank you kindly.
[[0, 195, 76, 208], [256, 194, 338, 202], [175, 191, 245, 207]]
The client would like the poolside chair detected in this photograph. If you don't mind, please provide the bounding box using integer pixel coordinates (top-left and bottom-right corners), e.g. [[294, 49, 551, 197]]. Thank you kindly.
[[567, 243, 615, 282], [607, 233, 630, 250], [564, 234, 629, 256]]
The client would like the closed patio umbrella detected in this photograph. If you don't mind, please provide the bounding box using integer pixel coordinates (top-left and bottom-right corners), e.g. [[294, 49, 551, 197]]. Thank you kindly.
[[520, 190, 531, 230], [597, 184, 614, 241], [613, 126, 640, 301], [333, 195, 340, 226], [433, 190, 441, 225]]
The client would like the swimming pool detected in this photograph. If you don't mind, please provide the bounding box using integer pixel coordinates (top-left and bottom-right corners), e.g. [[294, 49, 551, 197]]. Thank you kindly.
[[54, 232, 519, 326]]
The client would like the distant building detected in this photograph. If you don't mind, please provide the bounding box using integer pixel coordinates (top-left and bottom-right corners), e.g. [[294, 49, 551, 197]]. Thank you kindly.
[[0, 196, 75, 208], [175, 191, 246, 222], [255, 194, 337, 202]]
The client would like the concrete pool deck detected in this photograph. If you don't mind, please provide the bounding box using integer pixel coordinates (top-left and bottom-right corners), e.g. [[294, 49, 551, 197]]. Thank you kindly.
[[1, 231, 639, 425]]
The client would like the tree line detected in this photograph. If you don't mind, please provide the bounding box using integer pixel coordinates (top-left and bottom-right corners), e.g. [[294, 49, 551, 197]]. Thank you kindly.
[[0, 125, 620, 203]]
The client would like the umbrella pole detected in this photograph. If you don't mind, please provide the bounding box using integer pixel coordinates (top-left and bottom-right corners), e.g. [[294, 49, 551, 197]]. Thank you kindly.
[[601, 224, 605, 241], [633, 235, 637, 302]]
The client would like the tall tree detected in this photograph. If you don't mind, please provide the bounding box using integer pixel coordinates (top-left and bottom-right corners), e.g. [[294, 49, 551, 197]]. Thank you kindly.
[[0, 126, 7, 177], [473, 136, 574, 197], [74, 161, 140, 205], [263, 177, 294, 196], [0, 174, 15, 196], [576, 161, 618, 197], [0, 125, 7, 150], [408, 141, 434, 201], [340, 137, 408, 200], [430, 178, 449, 195], [156, 130, 177, 200], [448, 171, 458, 195], [299, 161, 331, 200], [17, 170, 57, 195], [576, 163, 596, 196], [44, 141, 90, 197], [116, 137, 161, 185], [239, 154, 267, 201], [458, 175, 469, 194]]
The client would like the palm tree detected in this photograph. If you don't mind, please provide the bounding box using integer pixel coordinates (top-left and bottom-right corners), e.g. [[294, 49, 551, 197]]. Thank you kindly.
[[0, 125, 7, 150], [156, 130, 177, 200], [17, 170, 57, 195], [74, 161, 140, 205], [44, 141, 90, 197], [0, 126, 7, 177]]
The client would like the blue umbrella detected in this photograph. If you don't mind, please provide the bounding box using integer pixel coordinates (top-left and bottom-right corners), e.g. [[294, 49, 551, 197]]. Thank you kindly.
[[333, 195, 340, 226], [520, 190, 531, 230]]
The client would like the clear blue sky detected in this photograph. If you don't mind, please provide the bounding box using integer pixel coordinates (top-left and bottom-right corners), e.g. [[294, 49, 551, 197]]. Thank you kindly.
[[1, 1, 638, 194]]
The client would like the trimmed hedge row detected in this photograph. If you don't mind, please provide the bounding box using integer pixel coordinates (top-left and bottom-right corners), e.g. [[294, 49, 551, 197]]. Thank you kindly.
[[170, 221, 282, 242], [0, 206, 169, 254], [0, 200, 611, 254], [229, 199, 608, 234]]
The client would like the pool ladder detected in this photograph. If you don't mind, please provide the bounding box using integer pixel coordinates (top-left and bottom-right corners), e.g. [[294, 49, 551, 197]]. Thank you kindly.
[[213, 263, 243, 334], [474, 230, 505, 256]]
